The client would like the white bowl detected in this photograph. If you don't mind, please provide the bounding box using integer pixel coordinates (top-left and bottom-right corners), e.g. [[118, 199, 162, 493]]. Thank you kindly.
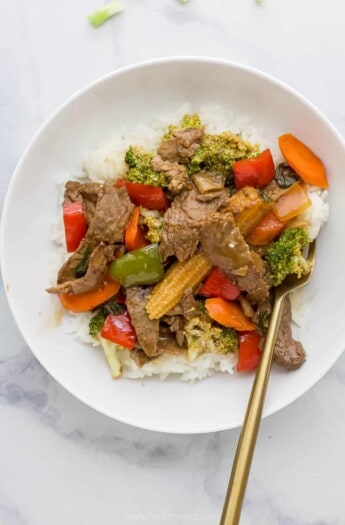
[[1, 58, 344, 434]]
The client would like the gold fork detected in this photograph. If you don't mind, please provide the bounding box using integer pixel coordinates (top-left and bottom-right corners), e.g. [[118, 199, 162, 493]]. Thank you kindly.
[[220, 239, 317, 525]]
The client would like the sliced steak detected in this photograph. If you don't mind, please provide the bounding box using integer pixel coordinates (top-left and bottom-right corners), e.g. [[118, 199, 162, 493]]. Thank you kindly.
[[196, 189, 227, 202], [163, 315, 185, 347], [274, 296, 306, 370], [56, 185, 134, 285], [86, 185, 134, 245], [233, 252, 270, 304], [63, 181, 104, 224], [199, 212, 252, 273], [129, 348, 153, 367], [126, 287, 162, 357], [157, 127, 204, 164], [165, 287, 197, 320], [47, 243, 114, 294], [151, 155, 190, 195], [56, 239, 91, 284], [160, 186, 230, 262], [158, 326, 187, 354], [199, 212, 269, 303]]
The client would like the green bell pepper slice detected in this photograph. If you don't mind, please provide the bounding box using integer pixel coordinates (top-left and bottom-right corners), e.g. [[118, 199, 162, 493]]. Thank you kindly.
[[109, 244, 164, 287]]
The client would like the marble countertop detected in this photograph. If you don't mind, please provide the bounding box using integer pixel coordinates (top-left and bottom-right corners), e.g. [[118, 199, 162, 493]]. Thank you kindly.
[[1, 1, 345, 523]]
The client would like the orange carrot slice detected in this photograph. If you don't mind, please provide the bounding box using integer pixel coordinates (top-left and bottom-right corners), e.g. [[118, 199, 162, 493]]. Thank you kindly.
[[59, 278, 121, 313], [205, 297, 255, 331], [278, 133, 328, 188], [125, 207, 148, 252]]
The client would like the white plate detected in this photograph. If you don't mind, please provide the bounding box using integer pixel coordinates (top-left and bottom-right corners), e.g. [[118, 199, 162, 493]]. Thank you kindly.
[[1, 58, 344, 434]]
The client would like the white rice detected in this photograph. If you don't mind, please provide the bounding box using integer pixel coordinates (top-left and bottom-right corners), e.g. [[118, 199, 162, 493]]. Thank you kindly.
[[52, 105, 329, 380], [119, 350, 236, 381]]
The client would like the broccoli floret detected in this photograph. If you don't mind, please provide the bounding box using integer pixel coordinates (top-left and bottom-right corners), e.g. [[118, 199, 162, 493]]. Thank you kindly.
[[187, 132, 260, 178], [181, 113, 203, 129], [195, 299, 207, 315], [184, 314, 238, 361], [215, 327, 239, 354], [89, 301, 125, 336], [164, 113, 204, 139], [265, 227, 311, 287], [141, 209, 164, 244], [124, 146, 167, 187], [89, 310, 107, 337]]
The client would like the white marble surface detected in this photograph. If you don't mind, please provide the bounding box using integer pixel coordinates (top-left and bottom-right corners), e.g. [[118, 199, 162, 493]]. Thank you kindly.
[[1, 1, 345, 523]]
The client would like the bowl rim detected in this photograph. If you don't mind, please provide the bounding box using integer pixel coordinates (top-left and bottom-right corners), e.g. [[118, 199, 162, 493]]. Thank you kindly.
[[1, 56, 345, 434]]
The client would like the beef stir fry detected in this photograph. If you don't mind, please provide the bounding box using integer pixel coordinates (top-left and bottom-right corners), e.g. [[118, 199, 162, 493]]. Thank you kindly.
[[47, 114, 328, 379]]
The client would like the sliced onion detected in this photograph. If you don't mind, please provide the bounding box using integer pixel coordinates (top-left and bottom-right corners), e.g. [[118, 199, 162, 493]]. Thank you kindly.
[[192, 171, 225, 194]]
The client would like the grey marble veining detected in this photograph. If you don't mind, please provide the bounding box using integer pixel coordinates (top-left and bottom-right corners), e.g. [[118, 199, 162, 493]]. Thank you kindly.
[[1, 1, 345, 523]]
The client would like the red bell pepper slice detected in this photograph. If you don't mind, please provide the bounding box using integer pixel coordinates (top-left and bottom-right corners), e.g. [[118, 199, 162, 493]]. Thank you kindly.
[[100, 312, 137, 350], [199, 267, 240, 301], [237, 331, 261, 372], [125, 207, 149, 252], [63, 202, 88, 252], [233, 149, 275, 190], [115, 179, 169, 210]]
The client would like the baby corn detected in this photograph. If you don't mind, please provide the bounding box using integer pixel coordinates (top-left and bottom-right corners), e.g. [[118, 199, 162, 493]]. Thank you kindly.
[[146, 251, 212, 319]]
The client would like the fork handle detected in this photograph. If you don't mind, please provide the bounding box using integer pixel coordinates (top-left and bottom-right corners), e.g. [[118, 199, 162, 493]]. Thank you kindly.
[[220, 293, 286, 525]]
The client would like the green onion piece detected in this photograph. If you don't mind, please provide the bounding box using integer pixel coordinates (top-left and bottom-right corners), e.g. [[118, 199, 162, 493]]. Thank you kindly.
[[88, 0, 123, 27]]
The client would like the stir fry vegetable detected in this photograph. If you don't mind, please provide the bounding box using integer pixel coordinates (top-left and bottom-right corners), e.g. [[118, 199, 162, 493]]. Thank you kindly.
[[109, 244, 164, 287], [115, 179, 169, 210], [265, 227, 311, 286], [124, 146, 167, 187], [246, 210, 286, 246], [89, 300, 126, 336], [63, 202, 87, 253], [237, 331, 261, 372], [273, 182, 311, 221], [188, 131, 259, 177], [200, 267, 240, 301], [275, 163, 300, 188], [146, 251, 212, 319], [191, 171, 225, 194], [164, 113, 204, 139], [233, 149, 275, 189], [98, 338, 122, 378], [228, 188, 272, 237], [185, 315, 238, 362], [141, 210, 163, 243], [278, 133, 328, 188], [125, 207, 148, 252], [100, 312, 137, 349], [205, 298, 256, 331], [59, 277, 121, 313]]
